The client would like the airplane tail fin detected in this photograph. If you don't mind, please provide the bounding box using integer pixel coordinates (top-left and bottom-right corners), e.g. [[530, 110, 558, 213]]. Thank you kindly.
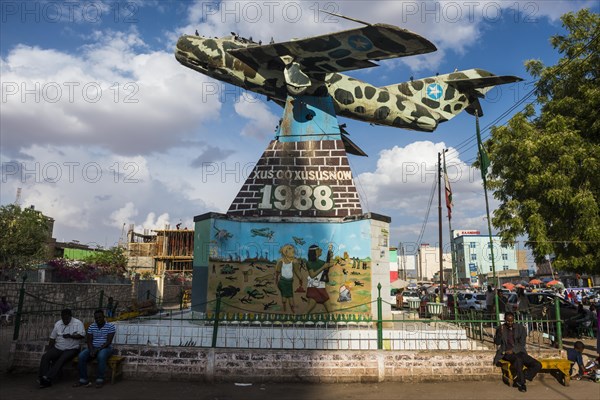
[[382, 69, 522, 121]]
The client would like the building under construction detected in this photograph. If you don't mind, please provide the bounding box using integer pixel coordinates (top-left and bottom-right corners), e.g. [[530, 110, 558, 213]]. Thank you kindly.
[[126, 225, 194, 276]]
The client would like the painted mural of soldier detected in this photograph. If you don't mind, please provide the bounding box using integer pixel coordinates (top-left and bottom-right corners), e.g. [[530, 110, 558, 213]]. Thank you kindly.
[[274, 244, 302, 313], [305, 244, 334, 314]]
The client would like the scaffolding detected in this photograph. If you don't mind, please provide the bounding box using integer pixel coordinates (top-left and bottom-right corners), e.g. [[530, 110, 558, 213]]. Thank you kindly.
[[126, 228, 194, 275], [154, 229, 194, 274]]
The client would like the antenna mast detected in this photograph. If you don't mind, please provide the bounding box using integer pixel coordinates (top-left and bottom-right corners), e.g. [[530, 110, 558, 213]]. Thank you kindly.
[[14, 187, 22, 205]]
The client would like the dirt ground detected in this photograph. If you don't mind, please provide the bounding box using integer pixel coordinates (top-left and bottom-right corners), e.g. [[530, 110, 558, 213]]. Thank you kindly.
[[1, 324, 598, 400]]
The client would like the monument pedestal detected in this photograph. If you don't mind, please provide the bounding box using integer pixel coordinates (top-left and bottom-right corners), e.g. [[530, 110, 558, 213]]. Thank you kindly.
[[192, 95, 391, 321]]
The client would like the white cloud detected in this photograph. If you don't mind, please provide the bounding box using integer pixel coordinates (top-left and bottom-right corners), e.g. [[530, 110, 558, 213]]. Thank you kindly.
[[234, 95, 279, 139], [138, 211, 171, 231], [1, 144, 210, 245], [357, 140, 498, 245], [1, 28, 221, 156], [109, 202, 138, 228]]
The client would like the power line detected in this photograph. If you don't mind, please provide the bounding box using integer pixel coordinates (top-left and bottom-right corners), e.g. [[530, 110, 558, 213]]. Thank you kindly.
[[415, 162, 438, 246]]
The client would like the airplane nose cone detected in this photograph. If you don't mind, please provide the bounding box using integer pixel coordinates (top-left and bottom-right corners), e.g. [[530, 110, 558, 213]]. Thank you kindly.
[[175, 35, 195, 56], [175, 35, 208, 69]]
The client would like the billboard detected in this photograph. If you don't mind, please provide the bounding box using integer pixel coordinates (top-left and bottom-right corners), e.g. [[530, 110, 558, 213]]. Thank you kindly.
[[469, 263, 478, 284], [453, 230, 481, 238]]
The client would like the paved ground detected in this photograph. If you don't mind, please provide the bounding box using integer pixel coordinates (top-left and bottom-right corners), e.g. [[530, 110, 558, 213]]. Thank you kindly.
[[0, 373, 598, 400]]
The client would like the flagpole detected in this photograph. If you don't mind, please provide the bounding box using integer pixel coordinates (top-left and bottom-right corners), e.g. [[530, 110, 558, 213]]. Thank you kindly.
[[443, 150, 458, 319], [475, 111, 499, 322]]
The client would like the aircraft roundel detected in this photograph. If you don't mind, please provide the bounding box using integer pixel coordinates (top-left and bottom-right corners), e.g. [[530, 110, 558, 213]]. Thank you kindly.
[[347, 35, 373, 51], [426, 83, 443, 100]]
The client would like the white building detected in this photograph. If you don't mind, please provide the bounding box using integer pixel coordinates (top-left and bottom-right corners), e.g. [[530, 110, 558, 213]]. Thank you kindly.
[[417, 243, 451, 282], [453, 231, 518, 286]]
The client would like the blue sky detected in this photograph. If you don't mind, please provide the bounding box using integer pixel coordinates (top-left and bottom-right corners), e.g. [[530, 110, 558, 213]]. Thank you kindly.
[[1, 1, 597, 253]]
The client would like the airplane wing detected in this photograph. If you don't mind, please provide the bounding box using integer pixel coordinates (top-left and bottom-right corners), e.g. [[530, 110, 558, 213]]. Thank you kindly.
[[227, 24, 436, 74]]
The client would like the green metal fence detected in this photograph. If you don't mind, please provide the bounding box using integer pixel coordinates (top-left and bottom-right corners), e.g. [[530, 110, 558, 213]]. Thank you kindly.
[[10, 278, 566, 351]]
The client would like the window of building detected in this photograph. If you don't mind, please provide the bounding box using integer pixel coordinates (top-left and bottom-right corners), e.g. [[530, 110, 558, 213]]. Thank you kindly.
[[470, 254, 477, 261], [469, 242, 476, 249], [489, 266, 493, 271], [503, 265, 509, 270], [502, 254, 508, 260]]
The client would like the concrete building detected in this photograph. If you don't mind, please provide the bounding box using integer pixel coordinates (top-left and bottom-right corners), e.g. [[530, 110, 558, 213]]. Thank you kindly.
[[389, 247, 417, 282], [417, 243, 451, 282], [453, 231, 518, 286]]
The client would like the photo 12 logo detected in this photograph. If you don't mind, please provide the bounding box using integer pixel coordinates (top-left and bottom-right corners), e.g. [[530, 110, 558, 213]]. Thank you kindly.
[[1, 161, 140, 184], [200, 1, 342, 24], [1, 1, 139, 24], [1, 82, 139, 104]]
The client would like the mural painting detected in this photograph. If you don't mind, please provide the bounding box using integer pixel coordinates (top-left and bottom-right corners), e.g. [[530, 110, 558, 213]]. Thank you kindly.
[[205, 218, 373, 317]]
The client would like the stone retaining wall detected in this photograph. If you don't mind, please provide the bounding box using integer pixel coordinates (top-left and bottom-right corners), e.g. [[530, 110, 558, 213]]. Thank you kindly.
[[0, 282, 191, 316], [0, 282, 133, 312], [9, 341, 562, 383]]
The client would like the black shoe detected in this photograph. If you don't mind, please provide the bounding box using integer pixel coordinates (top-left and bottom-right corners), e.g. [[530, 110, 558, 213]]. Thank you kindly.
[[39, 378, 51, 389], [518, 384, 527, 392]]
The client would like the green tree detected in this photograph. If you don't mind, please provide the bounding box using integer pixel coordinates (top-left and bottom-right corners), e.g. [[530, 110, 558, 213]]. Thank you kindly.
[[84, 246, 128, 276], [486, 9, 600, 274], [0, 204, 52, 269]]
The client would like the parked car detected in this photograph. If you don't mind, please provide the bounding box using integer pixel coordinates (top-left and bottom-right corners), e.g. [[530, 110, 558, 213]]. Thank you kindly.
[[506, 292, 578, 320], [582, 288, 600, 305], [458, 293, 487, 310]]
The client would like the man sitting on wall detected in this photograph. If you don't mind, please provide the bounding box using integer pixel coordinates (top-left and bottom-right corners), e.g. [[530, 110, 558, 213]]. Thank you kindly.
[[73, 309, 116, 389], [493, 311, 542, 392], [38, 309, 85, 388]]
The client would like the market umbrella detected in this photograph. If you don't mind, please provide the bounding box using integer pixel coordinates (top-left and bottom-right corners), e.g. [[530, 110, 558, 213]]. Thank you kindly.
[[546, 280, 563, 287], [390, 279, 410, 289], [502, 282, 515, 290], [529, 279, 542, 285], [516, 284, 525, 289]]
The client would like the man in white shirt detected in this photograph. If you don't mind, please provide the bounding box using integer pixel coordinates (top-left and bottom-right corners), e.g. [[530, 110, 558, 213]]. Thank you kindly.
[[38, 308, 85, 388]]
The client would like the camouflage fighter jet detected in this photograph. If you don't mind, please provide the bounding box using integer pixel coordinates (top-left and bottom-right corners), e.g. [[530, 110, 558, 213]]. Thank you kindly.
[[175, 15, 521, 134], [250, 227, 275, 240]]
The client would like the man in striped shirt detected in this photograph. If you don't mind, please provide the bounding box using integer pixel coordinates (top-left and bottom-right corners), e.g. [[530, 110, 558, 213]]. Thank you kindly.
[[73, 309, 116, 388]]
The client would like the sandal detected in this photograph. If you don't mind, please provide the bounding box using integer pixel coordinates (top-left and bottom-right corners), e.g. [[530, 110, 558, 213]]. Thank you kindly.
[[73, 382, 92, 388]]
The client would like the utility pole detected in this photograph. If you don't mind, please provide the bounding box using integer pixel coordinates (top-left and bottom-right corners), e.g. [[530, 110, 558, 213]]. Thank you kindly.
[[437, 151, 444, 300]]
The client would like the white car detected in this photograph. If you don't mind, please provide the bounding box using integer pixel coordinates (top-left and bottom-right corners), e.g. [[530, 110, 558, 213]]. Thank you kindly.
[[458, 293, 487, 310]]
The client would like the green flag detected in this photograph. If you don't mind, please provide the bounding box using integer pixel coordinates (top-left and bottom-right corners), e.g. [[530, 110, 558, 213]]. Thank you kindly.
[[475, 113, 490, 183]]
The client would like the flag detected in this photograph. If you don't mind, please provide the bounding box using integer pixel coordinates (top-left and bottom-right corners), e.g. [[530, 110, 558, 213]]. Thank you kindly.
[[475, 112, 490, 184], [442, 152, 453, 219]]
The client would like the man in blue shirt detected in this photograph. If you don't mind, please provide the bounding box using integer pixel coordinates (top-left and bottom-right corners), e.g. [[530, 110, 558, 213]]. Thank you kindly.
[[567, 341, 585, 378], [73, 309, 116, 388]]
